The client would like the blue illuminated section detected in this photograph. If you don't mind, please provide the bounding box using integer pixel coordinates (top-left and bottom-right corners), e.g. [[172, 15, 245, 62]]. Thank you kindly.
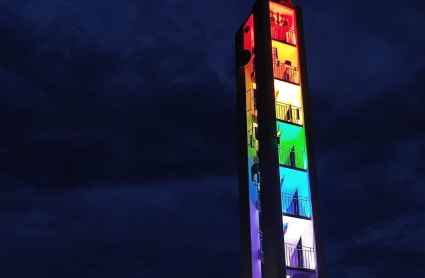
[[279, 167, 311, 218]]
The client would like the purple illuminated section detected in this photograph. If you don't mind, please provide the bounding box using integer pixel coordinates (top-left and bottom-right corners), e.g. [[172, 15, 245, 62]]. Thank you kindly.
[[250, 202, 262, 278]]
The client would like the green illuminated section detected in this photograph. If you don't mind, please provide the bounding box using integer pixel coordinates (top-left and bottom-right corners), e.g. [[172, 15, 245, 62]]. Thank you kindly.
[[277, 121, 307, 170], [277, 121, 306, 151]]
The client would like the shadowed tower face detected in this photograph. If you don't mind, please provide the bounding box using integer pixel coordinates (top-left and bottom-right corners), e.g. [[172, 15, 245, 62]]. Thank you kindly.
[[235, 1, 326, 278]]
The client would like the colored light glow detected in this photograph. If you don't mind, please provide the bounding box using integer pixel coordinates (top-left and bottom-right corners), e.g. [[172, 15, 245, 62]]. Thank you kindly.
[[279, 167, 310, 201], [269, 2, 318, 274], [277, 122, 306, 153], [274, 80, 302, 106], [270, 1, 300, 87], [269, 1, 298, 45], [243, 13, 263, 278], [282, 217, 314, 253], [277, 121, 307, 172]]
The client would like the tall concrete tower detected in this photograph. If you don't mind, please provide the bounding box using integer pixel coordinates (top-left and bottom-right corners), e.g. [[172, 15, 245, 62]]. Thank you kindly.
[[235, 1, 326, 278]]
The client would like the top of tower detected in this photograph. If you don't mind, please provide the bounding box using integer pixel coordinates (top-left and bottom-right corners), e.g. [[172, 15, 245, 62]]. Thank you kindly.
[[272, 0, 295, 8]]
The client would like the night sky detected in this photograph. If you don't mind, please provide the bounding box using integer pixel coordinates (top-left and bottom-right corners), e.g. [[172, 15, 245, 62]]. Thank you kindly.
[[1, 0, 424, 277]]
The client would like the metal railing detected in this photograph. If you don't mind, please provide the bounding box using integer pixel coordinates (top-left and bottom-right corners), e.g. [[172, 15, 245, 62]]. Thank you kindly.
[[281, 193, 311, 218], [275, 102, 302, 125], [256, 200, 262, 213], [258, 229, 264, 263], [273, 62, 299, 84], [285, 244, 315, 270], [246, 89, 253, 112], [248, 128, 254, 148], [271, 28, 296, 46], [278, 146, 306, 170]]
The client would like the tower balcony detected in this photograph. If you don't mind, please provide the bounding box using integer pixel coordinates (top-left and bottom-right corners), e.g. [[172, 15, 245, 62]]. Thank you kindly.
[[285, 244, 315, 270], [275, 102, 302, 125], [273, 61, 299, 84], [252, 100, 302, 126], [278, 146, 306, 170], [258, 229, 264, 263], [271, 28, 296, 46], [282, 193, 311, 219]]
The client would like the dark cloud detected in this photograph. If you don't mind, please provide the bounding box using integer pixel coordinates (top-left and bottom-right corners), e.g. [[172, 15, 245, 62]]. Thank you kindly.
[[0, 4, 237, 189], [0, 180, 239, 278], [0, 0, 424, 277]]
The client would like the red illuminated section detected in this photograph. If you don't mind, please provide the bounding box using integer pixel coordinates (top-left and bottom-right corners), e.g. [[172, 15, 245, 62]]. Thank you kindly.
[[270, 4, 297, 46], [244, 15, 255, 52], [243, 15, 258, 117]]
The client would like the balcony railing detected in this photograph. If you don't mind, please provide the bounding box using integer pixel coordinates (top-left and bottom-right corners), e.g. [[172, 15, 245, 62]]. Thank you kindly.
[[256, 200, 262, 213], [285, 244, 315, 270], [278, 146, 306, 170], [271, 28, 296, 46], [275, 102, 302, 125], [282, 193, 311, 218], [273, 62, 299, 84], [258, 229, 264, 263]]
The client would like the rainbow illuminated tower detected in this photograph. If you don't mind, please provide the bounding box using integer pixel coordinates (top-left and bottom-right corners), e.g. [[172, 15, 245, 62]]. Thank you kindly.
[[235, 0, 326, 278]]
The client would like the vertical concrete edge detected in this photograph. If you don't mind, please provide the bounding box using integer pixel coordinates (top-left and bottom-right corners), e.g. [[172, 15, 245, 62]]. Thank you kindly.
[[295, 5, 327, 278]]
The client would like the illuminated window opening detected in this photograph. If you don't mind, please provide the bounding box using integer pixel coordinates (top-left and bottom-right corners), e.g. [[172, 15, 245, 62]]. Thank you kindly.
[[276, 101, 302, 125], [272, 46, 299, 85], [278, 145, 306, 170], [282, 191, 311, 218], [282, 218, 316, 271], [277, 121, 307, 170], [285, 242, 315, 270], [270, 2, 297, 46]]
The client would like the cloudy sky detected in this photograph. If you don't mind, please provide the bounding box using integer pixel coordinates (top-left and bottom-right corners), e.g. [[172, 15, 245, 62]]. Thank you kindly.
[[0, 0, 424, 277]]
